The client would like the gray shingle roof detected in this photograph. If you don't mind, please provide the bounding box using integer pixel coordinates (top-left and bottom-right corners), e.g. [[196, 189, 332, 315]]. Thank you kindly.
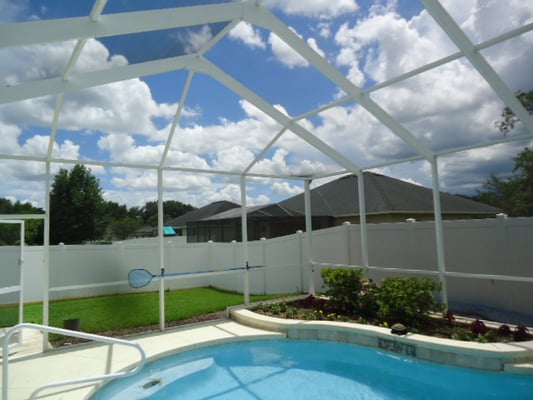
[[200, 203, 304, 221], [279, 172, 501, 217], [165, 200, 240, 227]]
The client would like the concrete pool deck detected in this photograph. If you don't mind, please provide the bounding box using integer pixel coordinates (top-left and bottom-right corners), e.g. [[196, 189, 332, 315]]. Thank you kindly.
[[1, 319, 284, 400], [2, 311, 532, 399]]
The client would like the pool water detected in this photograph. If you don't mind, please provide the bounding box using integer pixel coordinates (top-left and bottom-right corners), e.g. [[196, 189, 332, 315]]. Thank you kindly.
[[91, 340, 533, 400]]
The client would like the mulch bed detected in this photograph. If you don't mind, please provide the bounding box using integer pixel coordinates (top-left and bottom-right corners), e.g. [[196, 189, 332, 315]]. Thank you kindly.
[[252, 296, 532, 343]]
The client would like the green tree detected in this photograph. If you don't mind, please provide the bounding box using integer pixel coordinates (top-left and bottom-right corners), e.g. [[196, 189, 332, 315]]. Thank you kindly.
[[140, 200, 194, 227], [0, 198, 44, 245], [50, 165, 105, 244], [473, 148, 533, 217], [474, 90, 533, 216], [101, 201, 143, 240], [495, 90, 533, 135]]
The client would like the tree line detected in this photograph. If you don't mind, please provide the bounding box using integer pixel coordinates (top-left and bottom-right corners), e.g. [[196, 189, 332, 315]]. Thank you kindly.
[[0, 166, 194, 245]]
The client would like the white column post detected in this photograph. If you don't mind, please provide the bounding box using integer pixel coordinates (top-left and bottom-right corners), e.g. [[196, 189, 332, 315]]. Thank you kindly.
[[42, 162, 51, 350], [430, 157, 449, 306], [157, 169, 165, 331], [261, 237, 267, 294], [357, 171, 369, 273], [18, 221, 24, 326], [304, 179, 315, 295], [240, 175, 250, 305]]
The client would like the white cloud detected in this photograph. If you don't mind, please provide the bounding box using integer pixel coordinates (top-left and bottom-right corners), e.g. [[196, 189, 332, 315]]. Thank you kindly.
[[180, 25, 213, 54], [1, 0, 532, 209], [268, 27, 325, 69], [334, 9, 456, 85], [268, 31, 308, 69], [229, 22, 266, 49], [0, 0, 26, 23], [271, 181, 303, 196], [445, 0, 533, 43], [264, 0, 358, 19], [321, 0, 533, 193]]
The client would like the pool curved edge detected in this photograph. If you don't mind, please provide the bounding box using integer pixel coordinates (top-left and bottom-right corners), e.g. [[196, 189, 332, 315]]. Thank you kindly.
[[229, 308, 533, 374]]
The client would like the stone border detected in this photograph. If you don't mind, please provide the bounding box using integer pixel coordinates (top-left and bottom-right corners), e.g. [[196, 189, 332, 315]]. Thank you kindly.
[[229, 308, 533, 374]]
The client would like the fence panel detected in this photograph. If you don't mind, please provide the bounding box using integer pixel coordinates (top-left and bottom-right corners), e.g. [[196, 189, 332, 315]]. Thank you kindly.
[[1, 216, 532, 323]]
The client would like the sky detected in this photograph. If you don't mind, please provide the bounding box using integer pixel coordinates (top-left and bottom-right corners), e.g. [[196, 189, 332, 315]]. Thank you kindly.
[[0, 0, 532, 210]]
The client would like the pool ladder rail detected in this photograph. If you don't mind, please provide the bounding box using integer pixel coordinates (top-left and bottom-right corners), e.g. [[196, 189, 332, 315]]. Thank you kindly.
[[1, 323, 147, 400]]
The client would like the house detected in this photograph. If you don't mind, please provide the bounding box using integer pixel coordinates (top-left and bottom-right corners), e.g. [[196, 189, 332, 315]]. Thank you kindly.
[[181, 172, 501, 242], [165, 200, 240, 237], [186, 203, 319, 243], [279, 172, 501, 224]]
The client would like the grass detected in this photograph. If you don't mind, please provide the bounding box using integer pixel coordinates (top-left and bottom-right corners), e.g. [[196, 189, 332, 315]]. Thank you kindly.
[[0, 287, 285, 337]]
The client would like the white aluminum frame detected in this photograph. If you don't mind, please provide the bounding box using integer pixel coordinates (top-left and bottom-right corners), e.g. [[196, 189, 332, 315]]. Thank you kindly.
[[0, 1, 532, 331]]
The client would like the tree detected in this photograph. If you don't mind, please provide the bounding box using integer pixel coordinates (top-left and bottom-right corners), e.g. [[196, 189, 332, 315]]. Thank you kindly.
[[474, 90, 533, 216], [102, 201, 143, 240], [50, 165, 105, 244], [472, 148, 533, 216], [495, 90, 533, 135], [0, 199, 44, 245], [140, 200, 194, 227]]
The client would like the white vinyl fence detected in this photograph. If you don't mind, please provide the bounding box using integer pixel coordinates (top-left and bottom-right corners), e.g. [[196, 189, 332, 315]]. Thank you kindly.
[[1, 215, 532, 324]]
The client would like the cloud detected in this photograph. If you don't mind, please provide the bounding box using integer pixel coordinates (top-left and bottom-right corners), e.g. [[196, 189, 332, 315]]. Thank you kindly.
[[449, 0, 533, 43], [322, 0, 533, 192], [334, 8, 456, 85], [268, 31, 308, 69], [271, 181, 303, 196], [180, 25, 213, 54], [229, 22, 266, 49], [0, 39, 127, 86], [0, 0, 27, 23], [1, 0, 532, 210], [264, 0, 358, 19], [268, 27, 325, 69]]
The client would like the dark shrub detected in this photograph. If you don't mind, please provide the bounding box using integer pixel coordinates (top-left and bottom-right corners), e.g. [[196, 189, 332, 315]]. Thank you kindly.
[[293, 295, 327, 309], [513, 324, 529, 341], [443, 309, 455, 323], [376, 277, 443, 326], [497, 324, 512, 336], [470, 319, 488, 335]]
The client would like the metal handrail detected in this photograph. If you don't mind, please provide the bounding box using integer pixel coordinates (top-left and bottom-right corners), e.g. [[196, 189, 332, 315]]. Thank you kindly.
[[1, 323, 146, 400]]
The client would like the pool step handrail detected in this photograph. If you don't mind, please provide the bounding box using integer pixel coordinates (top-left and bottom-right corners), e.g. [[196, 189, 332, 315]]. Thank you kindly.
[[1, 323, 146, 400]]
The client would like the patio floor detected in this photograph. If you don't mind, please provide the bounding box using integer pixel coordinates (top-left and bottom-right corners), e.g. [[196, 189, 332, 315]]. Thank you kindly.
[[1, 319, 285, 400]]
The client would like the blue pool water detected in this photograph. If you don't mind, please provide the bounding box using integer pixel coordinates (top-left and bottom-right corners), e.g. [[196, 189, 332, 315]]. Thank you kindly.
[[91, 340, 533, 399]]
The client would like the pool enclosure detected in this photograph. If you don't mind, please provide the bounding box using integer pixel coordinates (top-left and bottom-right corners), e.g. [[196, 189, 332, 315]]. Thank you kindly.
[[1, 1, 532, 333]]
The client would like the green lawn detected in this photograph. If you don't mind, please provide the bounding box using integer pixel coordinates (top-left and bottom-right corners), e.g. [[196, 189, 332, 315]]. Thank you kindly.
[[0, 287, 284, 334]]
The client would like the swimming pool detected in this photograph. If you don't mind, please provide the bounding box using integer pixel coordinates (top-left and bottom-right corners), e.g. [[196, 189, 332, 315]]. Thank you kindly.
[[90, 339, 533, 399]]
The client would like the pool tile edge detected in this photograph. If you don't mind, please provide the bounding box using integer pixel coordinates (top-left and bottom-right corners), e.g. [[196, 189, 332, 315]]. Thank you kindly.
[[229, 309, 533, 373]]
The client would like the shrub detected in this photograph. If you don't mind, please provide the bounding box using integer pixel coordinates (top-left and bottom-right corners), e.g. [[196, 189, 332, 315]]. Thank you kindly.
[[376, 277, 444, 326], [513, 324, 529, 341], [443, 309, 455, 323], [497, 324, 512, 336], [357, 278, 380, 319], [470, 319, 488, 336], [321, 268, 365, 317]]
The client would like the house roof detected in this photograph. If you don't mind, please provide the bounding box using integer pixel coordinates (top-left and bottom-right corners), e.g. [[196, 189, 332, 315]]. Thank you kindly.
[[166, 200, 240, 227], [279, 172, 501, 217], [199, 203, 304, 222]]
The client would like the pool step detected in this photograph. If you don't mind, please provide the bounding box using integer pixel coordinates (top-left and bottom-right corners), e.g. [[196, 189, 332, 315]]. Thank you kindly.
[[504, 362, 533, 375]]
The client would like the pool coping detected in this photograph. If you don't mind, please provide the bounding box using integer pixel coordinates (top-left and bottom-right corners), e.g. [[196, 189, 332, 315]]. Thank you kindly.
[[228, 307, 533, 374]]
